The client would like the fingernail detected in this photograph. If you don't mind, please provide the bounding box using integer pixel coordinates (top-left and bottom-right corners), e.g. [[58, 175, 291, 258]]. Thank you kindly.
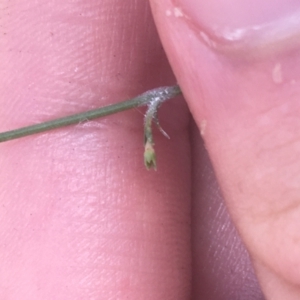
[[171, 0, 300, 60]]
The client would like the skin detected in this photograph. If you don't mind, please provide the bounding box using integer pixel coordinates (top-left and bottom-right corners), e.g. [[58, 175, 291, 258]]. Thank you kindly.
[[2, 0, 299, 299], [151, 0, 300, 299]]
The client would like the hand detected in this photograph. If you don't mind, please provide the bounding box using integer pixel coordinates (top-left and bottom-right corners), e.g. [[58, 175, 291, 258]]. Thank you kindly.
[[2, 0, 296, 299], [151, 0, 300, 299]]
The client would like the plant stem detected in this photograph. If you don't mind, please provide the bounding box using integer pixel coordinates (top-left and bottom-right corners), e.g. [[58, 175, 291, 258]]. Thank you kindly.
[[0, 85, 181, 143], [143, 93, 170, 170]]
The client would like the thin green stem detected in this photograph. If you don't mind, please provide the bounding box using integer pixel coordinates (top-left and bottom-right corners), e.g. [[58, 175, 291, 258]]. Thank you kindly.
[[0, 85, 181, 143]]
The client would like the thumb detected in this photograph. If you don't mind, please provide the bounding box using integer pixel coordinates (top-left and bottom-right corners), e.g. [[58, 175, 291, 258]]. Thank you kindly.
[[151, 0, 300, 298]]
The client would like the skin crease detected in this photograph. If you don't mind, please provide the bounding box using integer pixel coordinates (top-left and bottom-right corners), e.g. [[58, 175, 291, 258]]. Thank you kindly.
[[151, 0, 300, 299], [0, 0, 273, 300]]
